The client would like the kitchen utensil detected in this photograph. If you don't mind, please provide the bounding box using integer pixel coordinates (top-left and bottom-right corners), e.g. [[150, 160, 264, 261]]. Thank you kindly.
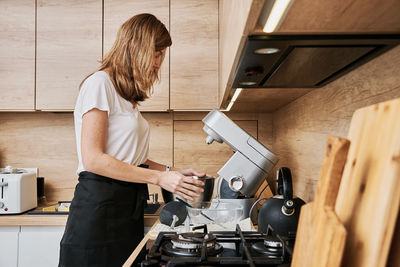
[[292, 135, 349, 267], [36, 176, 46, 205], [161, 175, 215, 203], [257, 167, 305, 236], [177, 198, 231, 231], [186, 200, 243, 225], [219, 178, 240, 198], [202, 109, 278, 197], [0, 167, 38, 214], [159, 201, 187, 227], [177, 198, 217, 223], [148, 193, 158, 204], [335, 98, 400, 267]]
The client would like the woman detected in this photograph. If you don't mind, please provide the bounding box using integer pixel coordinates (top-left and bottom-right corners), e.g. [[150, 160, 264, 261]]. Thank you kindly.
[[59, 14, 205, 267]]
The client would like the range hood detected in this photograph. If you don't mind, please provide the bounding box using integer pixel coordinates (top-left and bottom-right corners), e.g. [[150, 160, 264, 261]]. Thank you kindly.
[[232, 34, 400, 88]]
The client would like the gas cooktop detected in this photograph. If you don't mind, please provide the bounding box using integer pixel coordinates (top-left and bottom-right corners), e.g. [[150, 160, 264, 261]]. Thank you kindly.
[[140, 225, 293, 267]]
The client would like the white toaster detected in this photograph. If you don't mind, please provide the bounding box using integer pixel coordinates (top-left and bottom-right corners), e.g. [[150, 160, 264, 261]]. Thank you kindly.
[[0, 167, 38, 214]]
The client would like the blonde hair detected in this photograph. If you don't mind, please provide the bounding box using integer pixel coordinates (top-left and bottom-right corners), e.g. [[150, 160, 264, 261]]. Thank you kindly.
[[82, 13, 171, 103]]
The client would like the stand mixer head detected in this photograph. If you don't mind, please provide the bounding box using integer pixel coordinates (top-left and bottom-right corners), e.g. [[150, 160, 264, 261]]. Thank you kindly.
[[202, 109, 279, 197]]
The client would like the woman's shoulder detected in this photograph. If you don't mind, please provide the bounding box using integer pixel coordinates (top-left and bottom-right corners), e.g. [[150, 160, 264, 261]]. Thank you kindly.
[[78, 71, 116, 101], [83, 71, 112, 87]]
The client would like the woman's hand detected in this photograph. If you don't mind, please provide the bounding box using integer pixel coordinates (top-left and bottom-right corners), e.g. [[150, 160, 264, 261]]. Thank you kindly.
[[179, 169, 206, 178], [158, 171, 205, 201]]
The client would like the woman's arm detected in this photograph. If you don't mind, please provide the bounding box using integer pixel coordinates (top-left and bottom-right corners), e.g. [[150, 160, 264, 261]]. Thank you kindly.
[[144, 159, 206, 177], [81, 108, 204, 200]]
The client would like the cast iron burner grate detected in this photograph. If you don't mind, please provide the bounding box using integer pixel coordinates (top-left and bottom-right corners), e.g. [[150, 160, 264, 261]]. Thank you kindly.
[[141, 224, 293, 267]]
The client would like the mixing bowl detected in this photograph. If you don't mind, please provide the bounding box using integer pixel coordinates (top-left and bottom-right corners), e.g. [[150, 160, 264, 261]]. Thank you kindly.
[[186, 200, 243, 224]]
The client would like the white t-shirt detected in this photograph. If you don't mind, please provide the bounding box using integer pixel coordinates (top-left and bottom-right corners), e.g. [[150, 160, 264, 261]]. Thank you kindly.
[[74, 71, 150, 175]]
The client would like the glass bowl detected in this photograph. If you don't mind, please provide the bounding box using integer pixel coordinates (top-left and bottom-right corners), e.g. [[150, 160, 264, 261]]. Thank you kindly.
[[186, 200, 243, 224]]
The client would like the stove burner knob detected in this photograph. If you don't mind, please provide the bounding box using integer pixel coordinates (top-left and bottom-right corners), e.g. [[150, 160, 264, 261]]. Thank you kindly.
[[141, 259, 159, 267]]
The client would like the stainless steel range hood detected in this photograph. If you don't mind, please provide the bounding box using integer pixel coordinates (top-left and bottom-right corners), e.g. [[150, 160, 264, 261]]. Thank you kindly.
[[232, 34, 400, 88]]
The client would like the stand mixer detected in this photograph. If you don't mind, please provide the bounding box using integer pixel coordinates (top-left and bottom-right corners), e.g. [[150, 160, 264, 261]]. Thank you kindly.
[[202, 109, 279, 219]]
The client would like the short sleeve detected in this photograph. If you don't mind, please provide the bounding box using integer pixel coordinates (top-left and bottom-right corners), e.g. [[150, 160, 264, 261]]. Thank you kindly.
[[76, 72, 113, 117]]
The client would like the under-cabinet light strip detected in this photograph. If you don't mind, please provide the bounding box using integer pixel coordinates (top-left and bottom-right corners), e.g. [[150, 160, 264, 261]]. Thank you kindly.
[[263, 0, 293, 33], [225, 88, 243, 111]]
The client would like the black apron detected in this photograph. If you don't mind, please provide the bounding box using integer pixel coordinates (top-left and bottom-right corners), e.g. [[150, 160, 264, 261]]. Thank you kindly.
[[59, 169, 149, 267]]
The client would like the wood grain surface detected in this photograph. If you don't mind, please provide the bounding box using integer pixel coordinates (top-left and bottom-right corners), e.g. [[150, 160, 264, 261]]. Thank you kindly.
[[272, 45, 400, 203], [218, 0, 264, 107], [230, 88, 313, 113], [278, 0, 400, 33], [36, 0, 102, 110], [142, 113, 173, 202], [170, 0, 218, 110], [313, 136, 350, 211], [0, 0, 35, 110], [387, 210, 400, 267], [0, 111, 271, 203], [292, 136, 349, 267], [335, 98, 400, 267]]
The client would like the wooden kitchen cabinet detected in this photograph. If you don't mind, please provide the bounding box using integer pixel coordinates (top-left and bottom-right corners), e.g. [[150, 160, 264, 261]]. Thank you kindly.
[[0, 0, 35, 110], [104, 0, 170, 111], [170, 0, 219, 110], [36, 0, 102, 111]]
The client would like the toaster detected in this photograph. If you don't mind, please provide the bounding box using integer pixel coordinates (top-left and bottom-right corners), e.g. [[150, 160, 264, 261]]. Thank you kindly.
[[0, 166, 38, 214]]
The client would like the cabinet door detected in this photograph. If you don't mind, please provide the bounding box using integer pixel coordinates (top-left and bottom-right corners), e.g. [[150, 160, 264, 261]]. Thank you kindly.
[[0, 0, 35, 110], [104, 0, 170, 111], [18, 226, 65, 267], [170, 0, 219, 110], [36, 0, 102, 111], [0, 226, 19, 267]]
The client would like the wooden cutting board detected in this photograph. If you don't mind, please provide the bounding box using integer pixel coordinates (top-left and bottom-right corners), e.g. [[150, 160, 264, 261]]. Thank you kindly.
[[292, 135, 350, 267], [335, 98, 400, 267]]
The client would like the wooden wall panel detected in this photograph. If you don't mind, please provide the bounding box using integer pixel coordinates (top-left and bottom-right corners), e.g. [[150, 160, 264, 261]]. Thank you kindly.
[[170, 0, 219, 110], [278, 0, 400, 33], [271, 45, 400, 202], [0, 0, 35, 110], [0, 112, 173, 203], [0, 110, 273, 203], [230, 88, 313, 112], [142, 113, 173, 201], [36, 0, 102, 110], [0, 113, 77, 202], [104, 0, 170, 111]]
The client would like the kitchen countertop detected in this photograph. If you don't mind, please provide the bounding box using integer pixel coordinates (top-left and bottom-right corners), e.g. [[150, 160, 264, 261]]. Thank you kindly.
[[0, 203, 162, 226], [123, 219, 160, 267]]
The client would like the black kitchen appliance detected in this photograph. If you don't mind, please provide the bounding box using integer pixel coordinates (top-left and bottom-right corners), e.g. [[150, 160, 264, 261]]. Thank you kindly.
[[258, 167, 306, 237], [140, 224, 293, 267], [232, 34, 400, 89]]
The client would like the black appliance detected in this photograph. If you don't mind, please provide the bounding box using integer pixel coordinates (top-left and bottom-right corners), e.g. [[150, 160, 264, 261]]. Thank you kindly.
[[258, 167, 306, 236], [140, 225, 293, 267], [232, 34, 400, 89]]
